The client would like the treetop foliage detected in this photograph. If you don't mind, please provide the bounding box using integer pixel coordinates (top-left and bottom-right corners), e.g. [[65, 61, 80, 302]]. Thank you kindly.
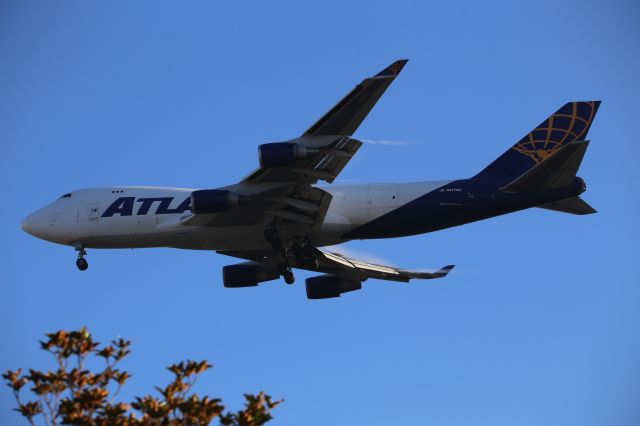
[[3, 327, 281, 425]]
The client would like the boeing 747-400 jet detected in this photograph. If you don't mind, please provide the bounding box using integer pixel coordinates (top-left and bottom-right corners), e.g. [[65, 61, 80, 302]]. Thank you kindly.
[[21, 60, 600, 299]]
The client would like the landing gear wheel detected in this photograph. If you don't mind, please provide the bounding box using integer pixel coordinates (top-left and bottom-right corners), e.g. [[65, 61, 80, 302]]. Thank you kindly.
[[76, 258, 88, 271], [283, 271, 295, 285], [75, 244, 88, 271], [277, 263, 295, 285]]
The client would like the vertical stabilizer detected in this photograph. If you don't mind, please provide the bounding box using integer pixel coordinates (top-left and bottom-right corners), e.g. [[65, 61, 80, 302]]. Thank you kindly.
[[474, 101, 600, 186]]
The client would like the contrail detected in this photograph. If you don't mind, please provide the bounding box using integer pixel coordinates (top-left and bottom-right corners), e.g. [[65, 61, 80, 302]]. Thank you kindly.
[[360, 138, 422, 146]]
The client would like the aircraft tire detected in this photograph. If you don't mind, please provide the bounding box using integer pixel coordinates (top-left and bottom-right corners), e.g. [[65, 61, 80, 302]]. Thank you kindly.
[[284, 271, 295, 285], [76, 258, 88, 271]]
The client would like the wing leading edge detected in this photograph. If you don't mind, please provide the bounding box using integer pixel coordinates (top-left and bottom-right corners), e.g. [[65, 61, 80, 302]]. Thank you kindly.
[[303, 59, 408, 137], [242, 59, 408, 185]]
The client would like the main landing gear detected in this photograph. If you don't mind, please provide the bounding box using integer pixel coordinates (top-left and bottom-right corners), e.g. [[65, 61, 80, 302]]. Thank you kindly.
[[264, 226, 319, 284], [264, 226, 295, 285], [75, 245, 88, 271], [277, 263, 295, 285], [290, 238, 319, 269]]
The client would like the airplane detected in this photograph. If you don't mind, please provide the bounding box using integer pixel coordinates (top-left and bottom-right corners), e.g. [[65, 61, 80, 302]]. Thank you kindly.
[[21, 59, 600, 299]]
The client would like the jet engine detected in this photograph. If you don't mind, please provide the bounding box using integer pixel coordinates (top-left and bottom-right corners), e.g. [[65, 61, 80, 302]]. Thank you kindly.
[[191, 189, 250, 214], [222, 262, 279, 288], [305, 274, 362, 299], [258, 142, 319, 167]]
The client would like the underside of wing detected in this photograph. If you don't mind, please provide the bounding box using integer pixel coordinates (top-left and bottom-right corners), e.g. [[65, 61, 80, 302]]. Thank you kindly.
[[186, 185, 333, 228]]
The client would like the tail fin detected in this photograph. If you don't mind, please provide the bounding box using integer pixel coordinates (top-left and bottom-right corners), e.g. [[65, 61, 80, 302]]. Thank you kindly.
[[474, 101, 601, 186]]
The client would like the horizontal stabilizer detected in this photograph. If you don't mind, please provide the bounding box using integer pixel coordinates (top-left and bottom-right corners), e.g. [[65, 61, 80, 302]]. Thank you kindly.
[[500, 140, 589, 192], [538, 196, 596, 215]]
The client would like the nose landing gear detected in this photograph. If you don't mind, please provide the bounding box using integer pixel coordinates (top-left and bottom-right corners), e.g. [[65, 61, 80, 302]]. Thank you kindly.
[[75, 245, 88, 271]]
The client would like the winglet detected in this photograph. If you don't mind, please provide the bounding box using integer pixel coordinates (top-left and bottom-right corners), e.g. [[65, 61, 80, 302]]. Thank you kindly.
[[375, 59, 409, 77], [406, 264, 455, 280], [434, 265, 455, 277]]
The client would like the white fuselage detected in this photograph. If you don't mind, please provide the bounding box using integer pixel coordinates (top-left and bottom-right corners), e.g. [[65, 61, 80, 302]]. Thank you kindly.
[[22, 182, 451, 251]]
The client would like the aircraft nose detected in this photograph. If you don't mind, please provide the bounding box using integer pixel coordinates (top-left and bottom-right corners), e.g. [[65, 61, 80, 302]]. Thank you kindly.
[[21, 216, 32, 234], [21, 209, 51, 240]]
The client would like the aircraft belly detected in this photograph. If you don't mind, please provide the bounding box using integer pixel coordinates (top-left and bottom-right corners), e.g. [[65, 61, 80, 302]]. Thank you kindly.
[[77, 223, 275, 251]]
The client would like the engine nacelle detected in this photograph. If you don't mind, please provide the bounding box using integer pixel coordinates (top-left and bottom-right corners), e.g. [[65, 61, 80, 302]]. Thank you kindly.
[[258, 142, 319, 168], [191, 189, 250, 214], [305, 274, 362, 299], [222, 262, 279, 288]]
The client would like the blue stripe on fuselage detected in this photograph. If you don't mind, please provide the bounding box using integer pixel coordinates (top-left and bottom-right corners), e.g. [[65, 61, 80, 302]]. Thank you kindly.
[[343, 178, 585, 239]]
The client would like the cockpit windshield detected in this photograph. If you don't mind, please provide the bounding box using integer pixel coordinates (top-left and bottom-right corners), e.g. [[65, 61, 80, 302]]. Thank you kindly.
[[59, 193, 72, 199]]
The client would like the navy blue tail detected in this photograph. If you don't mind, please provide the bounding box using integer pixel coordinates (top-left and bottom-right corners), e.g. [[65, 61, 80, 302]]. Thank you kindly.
[[474, 101, 601, 186]]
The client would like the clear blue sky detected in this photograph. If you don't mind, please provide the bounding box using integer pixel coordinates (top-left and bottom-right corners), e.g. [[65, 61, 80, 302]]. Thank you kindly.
[[1, 1, 639, 425]]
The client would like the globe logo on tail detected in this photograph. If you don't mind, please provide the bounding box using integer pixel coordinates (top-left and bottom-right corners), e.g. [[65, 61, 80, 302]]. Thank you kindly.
[[512, 101, 599, 165], [513, 135, 566, 164]]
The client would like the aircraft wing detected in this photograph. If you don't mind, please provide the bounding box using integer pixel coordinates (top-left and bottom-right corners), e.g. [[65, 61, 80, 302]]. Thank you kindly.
[[316, 249, 455, 282], [218, 248, 454, 283], [241, 59, 407, 185], [184, 60, 407, 228]]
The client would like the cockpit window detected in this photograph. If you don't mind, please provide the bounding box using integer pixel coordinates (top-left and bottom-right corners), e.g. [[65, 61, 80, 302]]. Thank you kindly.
[[59, 193, 72, 199]]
